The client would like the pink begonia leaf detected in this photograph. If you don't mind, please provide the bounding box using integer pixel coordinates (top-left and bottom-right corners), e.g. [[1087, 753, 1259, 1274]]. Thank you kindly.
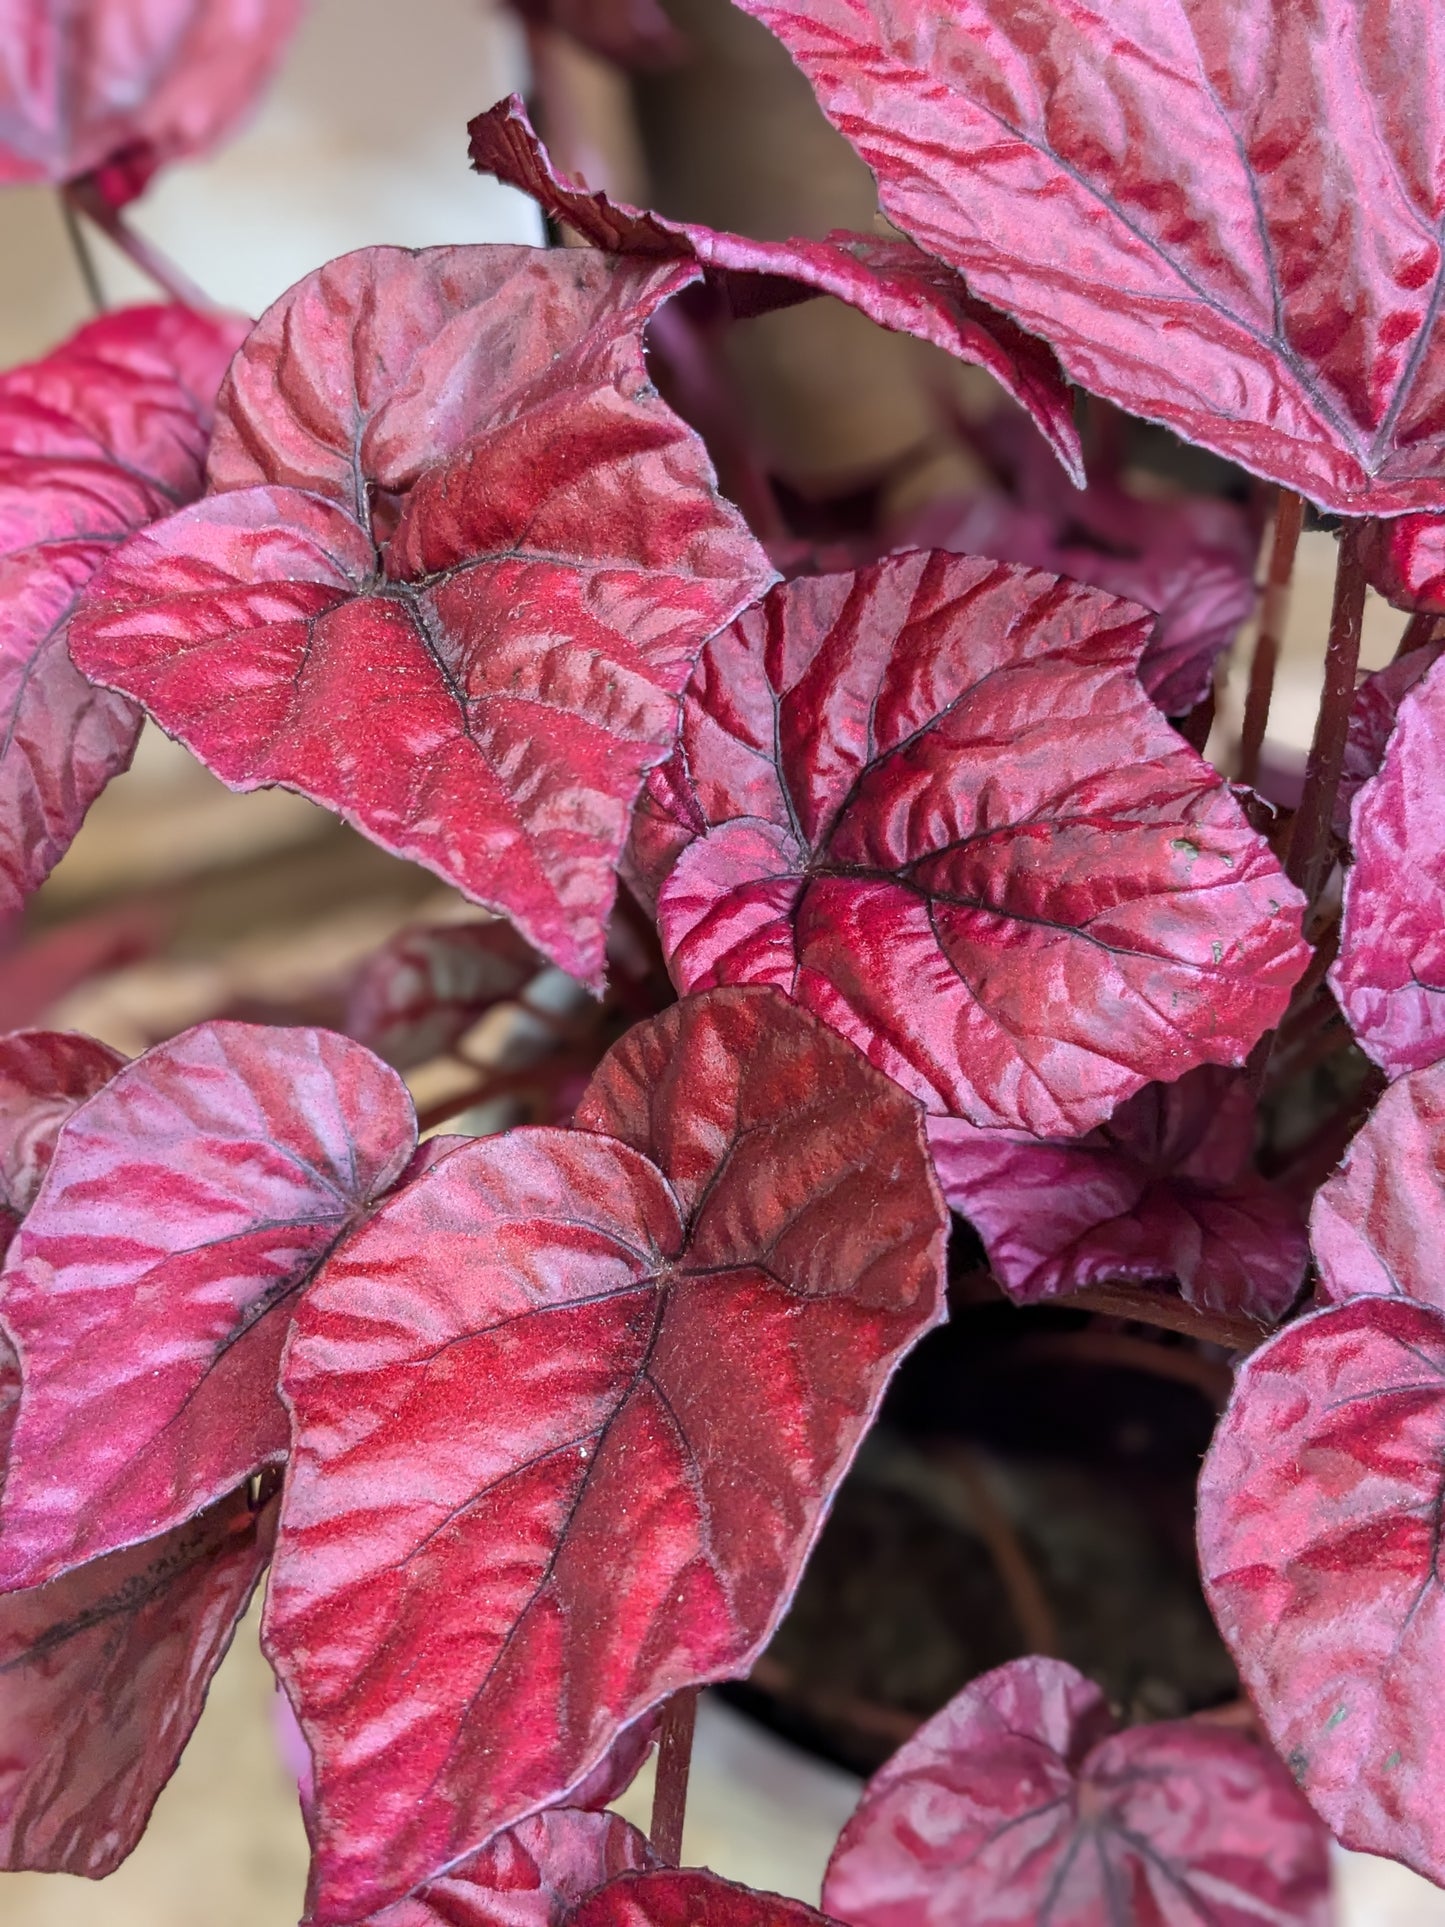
[[1199, 1295, 1445, 1883], [345, 920, 542, 1071], [504, 0, 685, 70], [265, 986, 947, 1923], [0, 1029, 124, 1257], [822, 1655, 1330, 1927], [468, 97, 1082, 484], [1333, 638, 1445, 840], [734, 0, 1445, 516], [634, 555, 1308, 1137], [0, 1485, 276, 1876], [0, 304, 246, 917], [572, 1872, 837, 1927], [929, 1065, 1306, 1322], [365, 1810, 657, 1927], [0, 0, 303, 201], [0, 1020, 416, 1592], [1332, 652, 1445, 1076], [70, 246, 775, 987], [1311, 1059, 1445, 1312], [1358, 514, 1445, 614]]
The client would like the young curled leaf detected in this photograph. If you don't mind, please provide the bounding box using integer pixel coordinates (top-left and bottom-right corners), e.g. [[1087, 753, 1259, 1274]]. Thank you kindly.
[[929, 1066, 1306, 1323], [733, 0, 1445, 515], [0, 1029, 125, 1257], [0, 0, 302, 201], [1199, 1296, 1445, 1885], [0, 304, 246, 918], [264, 986, 947, 1923], [70, 245, 775, 987], [1358, 513, 1445, 614], [822, 1656, 1330, 1927], [1312, 1059, 1445, 1311], [0, 1021, 416, 1592], [1333, 653, 1445, 1076], [345, 920, 542, 1072], [467, 96, 1082, 485], [633, 556, 1308, 1137], [0, 1485, 276, 1876]]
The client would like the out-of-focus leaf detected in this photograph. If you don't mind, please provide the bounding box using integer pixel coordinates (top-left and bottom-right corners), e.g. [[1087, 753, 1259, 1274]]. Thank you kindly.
[[0, 1028, 124, 1256], [345, 920, 541, 1071]]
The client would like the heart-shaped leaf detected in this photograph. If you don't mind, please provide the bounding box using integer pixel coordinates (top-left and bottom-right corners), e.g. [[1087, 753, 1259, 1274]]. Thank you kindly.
[[0, 0, 302, 201], [264, 986, 947, 1923], [0, 304, 246, 917], [822, 1655, 1330, 1927], [1199, 1296, 1445, 1883], [0, 1021, 416, 1591], [1333, 652, 1445, 1076], [929, 1066, 1306, 1321], [733, 0, 1445, 514], [0, 1029, 125, 1257], [70, 246, 775, 986], [632, 555, 1308, 1136], [1311, 1059, 1445, 1311], [0, 1484, 276, 1876], [467, 96, 1082, 484]]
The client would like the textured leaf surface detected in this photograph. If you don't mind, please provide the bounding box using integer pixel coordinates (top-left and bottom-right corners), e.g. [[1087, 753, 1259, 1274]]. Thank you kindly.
[[1199, 1296, 1445, 1883], [734, 0, 1445, 513], [71, 246, 773, 986], [929, 1066, 1305, 1321], [1333, 639, 1445, 840], [1333, 653, 1445, 1076], [0, 304, 245, 917], [822, 1656, 1330, 1927], [635, 555, 1308, 1136], [346, 920, 541, 1071], [266, 987, 947, 1922], [366, 1810, 657, 1927], [468, 97, 1082, 483], [0, 0, 302, 196], [0, 1486, 275, 1876], [573, 1872, 836, 1927], [1312, 1060, 1445, 1311], [1358, 513, 1445, 613], [0, 1021, 416, 1590], [0, 1029, 124, 1257]]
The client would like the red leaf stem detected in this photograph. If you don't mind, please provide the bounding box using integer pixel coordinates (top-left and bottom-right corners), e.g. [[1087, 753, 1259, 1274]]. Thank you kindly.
[[1238, 489, 1304, 786]]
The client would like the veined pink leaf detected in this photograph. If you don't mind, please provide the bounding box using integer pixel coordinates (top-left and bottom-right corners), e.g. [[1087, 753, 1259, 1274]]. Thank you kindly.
[[265, 987, 947, 1923], [467, 96, 1082, 484], [634, 555, 1308, 1137], [365, 1810, 657, 1927], [823, 1656, 1330, 1927], [929, 1066, 1306, 1322], [0, 0, 302, 201], [1332, 653, 1445, 1076], [0, 304, 245, 917], [1358, 513, 1445, 614], [0, 1029, 125, 1257], [345, 920, 542, 1071], [70, 246, 775, 987], [0, 1485, 276, 1875], [573, 1872, 838, 1927], [1333, 640, 1445, 840], [1312, 1059, 1445, 1311], [1199, 1296, 1445, 1884], [732, 0, 1445, 515], [0, 1021, 416, 1591]]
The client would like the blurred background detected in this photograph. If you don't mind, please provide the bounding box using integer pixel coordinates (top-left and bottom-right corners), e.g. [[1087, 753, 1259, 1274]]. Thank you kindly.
[[0, 1, 1440, 1921]]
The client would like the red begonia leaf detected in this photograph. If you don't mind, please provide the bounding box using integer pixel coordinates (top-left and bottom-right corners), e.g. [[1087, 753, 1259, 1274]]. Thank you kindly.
[[822, 1655, 1330, 1927], [734, 0, 1445, 515], [468, 97, 1082, 485], [1333, 638, 1445, 840], [504, 0, 685, 69], [634, 555, 1308, 1136], [0, 1020, 416, 1592], [264, 986, 946, 1923], [1358, 513, 1445, 614], [0, 0, 302, 201], [365, 1810, 657, 1927], [573, 1873, 836, 1927], [70, 246, 774, 987], [929, 1065, 1306, 1321], [1311, 1059, 1445, 1312], [346, 920, 542, 1071], [0, 1029, 124, 1257], [0, 304, 245, 916], [1332, 652, 1445, 1076], [0, 1484, 276, 1876], [1199, 1295, 1445, 1882]]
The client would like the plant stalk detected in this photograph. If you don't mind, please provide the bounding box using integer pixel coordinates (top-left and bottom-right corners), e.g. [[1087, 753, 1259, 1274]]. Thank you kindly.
[[59, 193, 106, 313], [1285, 523, 1368, 905], [1237, 488, 1304, 787], [649, 1687, 699, 1866], [64, 181, 215, 310]]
